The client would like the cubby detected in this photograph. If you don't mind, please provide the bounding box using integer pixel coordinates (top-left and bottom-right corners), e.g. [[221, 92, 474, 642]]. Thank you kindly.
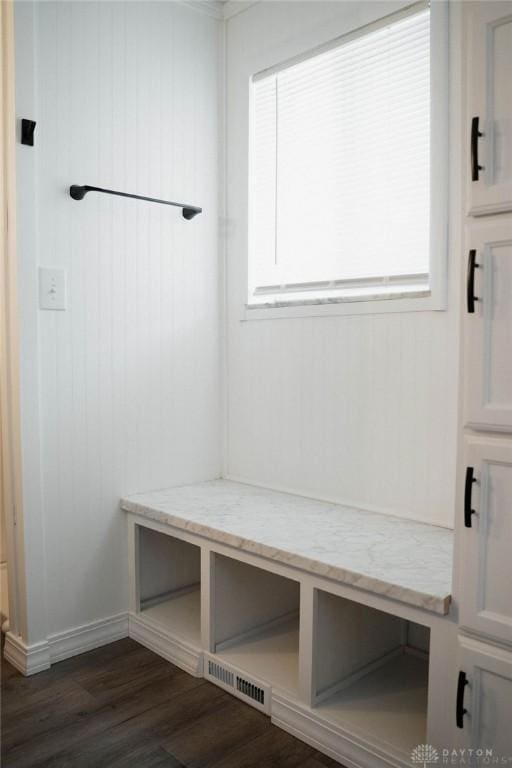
[[136, 525, 201, 647], [211, 554, 300, 697], [313, 589, 430, 754]]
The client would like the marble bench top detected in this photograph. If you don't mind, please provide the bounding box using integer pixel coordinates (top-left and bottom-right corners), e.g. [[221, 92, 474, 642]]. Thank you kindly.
[[121, 479, 453, 615]]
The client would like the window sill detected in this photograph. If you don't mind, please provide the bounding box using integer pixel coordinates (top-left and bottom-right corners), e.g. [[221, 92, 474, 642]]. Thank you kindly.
[[242, 288, 446, 320]]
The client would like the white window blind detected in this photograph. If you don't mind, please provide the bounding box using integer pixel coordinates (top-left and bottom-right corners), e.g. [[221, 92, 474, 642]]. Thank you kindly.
[[248, 7, 431, 303]]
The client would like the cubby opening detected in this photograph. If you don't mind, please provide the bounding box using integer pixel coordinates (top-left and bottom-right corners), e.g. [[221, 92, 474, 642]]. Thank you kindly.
[[137, 526, 201, 646], [314, 589, 430, 755], [211, 554, 300, 697]]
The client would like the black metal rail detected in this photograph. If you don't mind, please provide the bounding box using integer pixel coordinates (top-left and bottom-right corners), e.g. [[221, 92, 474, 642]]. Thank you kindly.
[[69, 185, 202, 220]]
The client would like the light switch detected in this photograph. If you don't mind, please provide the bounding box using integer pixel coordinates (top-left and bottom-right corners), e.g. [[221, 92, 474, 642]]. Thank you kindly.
[[39, 267, 67, 310]]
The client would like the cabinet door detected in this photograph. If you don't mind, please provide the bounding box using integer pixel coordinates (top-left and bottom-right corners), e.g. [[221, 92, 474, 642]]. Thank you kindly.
[[456, 637, 512, 755], [459, 437, 512, 645], [466, 2, 512, 216], [464, 217, 512, 432]]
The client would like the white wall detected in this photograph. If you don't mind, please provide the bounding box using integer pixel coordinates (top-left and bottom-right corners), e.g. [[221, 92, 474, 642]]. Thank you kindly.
[[15, 0, 222, 640], [12, 0, 460, 652], [225, 1, 461, 528]]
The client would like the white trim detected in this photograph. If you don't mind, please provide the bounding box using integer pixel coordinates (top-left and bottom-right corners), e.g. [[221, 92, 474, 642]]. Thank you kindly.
[[3, 632, 50, 676], [457, 632, 512, 662], [178, 1, 224, 21], [468, 201, 512, 217], [223, 1, 260, 21], [1, 0, 28, 651], [3, 612, 129, 675], [10, 0, 50, 657], [128, 611, 203, 677], [428, 0, 449, 311], [271, 692, 410, 768], [219, 16, 229, 478], [48, 612, 129, 664], [179, 0, 262, 22], [457, 626, 512, 656]]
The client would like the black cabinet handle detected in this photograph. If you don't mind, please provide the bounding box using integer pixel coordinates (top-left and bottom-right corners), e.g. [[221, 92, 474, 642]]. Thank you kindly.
[[471, 116, 484, 181], [464, 467, 476, 528], [456, 670, 468, 728], [467, 250, 480, 314]]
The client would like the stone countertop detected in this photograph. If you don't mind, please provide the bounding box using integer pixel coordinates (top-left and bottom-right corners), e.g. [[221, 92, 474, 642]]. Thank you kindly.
[[121, 479, 453, 615]]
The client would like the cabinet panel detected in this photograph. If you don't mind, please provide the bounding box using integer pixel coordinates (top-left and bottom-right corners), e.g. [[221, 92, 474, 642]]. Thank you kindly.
[[457, 638, 512, 755], [467, 2, 512, 216], [464, 217, 512, 431], [459, 437, 512, 645]]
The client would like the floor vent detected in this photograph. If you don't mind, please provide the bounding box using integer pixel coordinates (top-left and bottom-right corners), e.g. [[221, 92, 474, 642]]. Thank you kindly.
[[236, 675, 265, 706], [208, 660, 234, 687], [203, 653, 271, 714]]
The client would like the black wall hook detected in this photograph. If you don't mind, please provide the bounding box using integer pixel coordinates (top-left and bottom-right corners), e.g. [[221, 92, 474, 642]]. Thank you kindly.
[[69, 184, 202, 220]]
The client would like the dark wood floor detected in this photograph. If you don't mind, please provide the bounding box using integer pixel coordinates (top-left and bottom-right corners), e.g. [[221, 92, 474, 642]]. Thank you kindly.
[[1, 638, 343, 768]]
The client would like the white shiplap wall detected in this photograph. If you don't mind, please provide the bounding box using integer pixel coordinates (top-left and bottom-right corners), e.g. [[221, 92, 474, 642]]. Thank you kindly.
[[225, 0, 460, 528], [15, 1, 221, 637]]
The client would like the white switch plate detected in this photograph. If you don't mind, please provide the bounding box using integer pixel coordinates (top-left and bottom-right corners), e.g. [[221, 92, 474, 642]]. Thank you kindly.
[[39, 267, 67, 310]]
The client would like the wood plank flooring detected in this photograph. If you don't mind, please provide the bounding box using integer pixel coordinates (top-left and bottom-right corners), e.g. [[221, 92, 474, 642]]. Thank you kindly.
[[1, 638, 343, 768]]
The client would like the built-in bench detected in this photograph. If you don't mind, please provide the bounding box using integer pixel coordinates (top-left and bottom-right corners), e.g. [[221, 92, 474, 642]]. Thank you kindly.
[[122, 479, 456, 768]]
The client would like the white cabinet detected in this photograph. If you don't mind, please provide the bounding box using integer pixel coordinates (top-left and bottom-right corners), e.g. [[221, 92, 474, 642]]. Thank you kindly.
[[459, 436, 512, 645], [456, 637, 512, 755], [464, 217, 512, 432], [466, 2, 512, 216], [457, 3, 512, 757]]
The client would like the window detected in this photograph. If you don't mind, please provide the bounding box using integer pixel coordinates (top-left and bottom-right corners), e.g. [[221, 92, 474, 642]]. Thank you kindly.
[[248, 4, 442, 311]]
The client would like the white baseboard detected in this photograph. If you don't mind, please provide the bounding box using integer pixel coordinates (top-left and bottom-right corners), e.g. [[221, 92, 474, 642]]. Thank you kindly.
[[128, 611, 203, 677], [4, 632, 51, 675], [48, 612, 129, 664], [3, 612, 129, 676], [271, 693, 409, 768]]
